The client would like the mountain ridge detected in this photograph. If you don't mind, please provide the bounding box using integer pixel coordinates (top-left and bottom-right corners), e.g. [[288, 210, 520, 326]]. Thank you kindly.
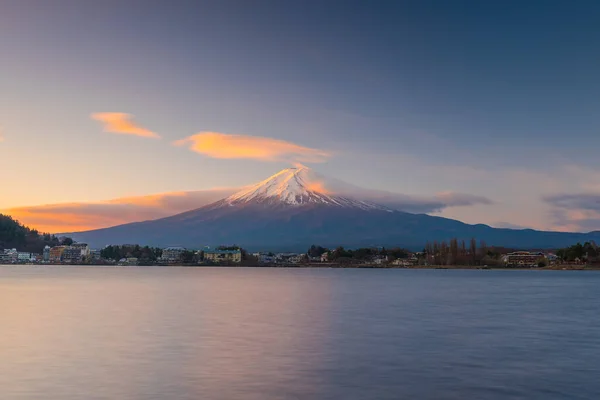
[[66, 167, 600, 251]]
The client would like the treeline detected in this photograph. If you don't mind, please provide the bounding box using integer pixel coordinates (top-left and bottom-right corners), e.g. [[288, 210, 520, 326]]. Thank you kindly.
[[101, 245, 165, 264], [100, 245, 251, 265], [556, 242, 599, 263], [308, 245, 411, 263], [424, 238, 505, 266], [308, 239, 507, 266], [0, 214, 62, 253]]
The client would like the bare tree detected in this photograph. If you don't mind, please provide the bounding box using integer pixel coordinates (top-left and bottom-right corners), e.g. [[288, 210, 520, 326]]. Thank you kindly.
[[425, 242, 434, 265], [470, 238, 477, 265], [479, 240, 487, 260], [450, 238, 459, 265], [440, 241, 449, 265]]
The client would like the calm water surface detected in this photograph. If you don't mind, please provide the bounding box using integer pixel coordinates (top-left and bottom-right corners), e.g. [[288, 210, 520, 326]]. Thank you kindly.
[[1, 266, 599, 399]]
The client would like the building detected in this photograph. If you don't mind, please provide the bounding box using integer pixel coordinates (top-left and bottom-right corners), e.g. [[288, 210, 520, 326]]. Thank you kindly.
[[118, 257, 138, 266], [392, 258, 408, 267], [49, 246, 67, 263], [126, 257, 138, 266], [505, 251, 545, 267], [204, 249, 242, 263], [256, 253, 276, 264], [0, 249, 18, 264], [71, 243, 90, 258], [160, 247, 186, 263], [17, 252, 32, 263], [273, 253, 306, 264], [373, 256, 388, 265], [43, 246, 51, 262], [62, 247, 83, 263], [276, 253, 305, 264], [90, 249, 102, 261], [393, 256, 419, 267]]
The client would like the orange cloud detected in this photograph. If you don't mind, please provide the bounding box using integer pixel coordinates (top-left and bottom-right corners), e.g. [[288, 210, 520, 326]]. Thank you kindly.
[[3, 189, 237, 233], [306, 181, 330, 195], [173, 132, 330, 163], [91, 112, 160, 139]]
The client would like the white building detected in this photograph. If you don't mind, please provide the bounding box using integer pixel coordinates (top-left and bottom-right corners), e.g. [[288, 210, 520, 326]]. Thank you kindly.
[[0, 249, 18, 264], [373, 256, 388, 265], [72, 243, 90, 258], [118, 257, 138, 266], [160, 247, 186, 263], [43, 246, 51, 262], [288, 254, 305, 264], [17, 252, 32, 263]]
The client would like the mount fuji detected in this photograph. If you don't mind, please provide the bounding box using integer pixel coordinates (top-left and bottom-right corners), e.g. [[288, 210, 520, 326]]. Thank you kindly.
[[224, 166, 392, 211], [69, 166, 600, 250]]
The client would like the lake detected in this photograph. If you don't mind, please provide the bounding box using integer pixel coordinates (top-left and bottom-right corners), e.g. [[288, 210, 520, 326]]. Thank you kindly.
[[1, 266, 599, 399]]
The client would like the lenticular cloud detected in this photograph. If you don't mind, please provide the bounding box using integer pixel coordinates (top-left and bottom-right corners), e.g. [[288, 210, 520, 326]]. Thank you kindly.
[[173, 132, 330, 163]]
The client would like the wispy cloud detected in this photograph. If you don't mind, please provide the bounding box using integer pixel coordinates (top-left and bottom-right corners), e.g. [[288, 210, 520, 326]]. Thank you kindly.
[[435, 192, 494, 207], [173, 132, 330, 163], [91, 112, 160, 139], [330, 183, 494, 214], [549, 209, 600, 232], [374, 192, 493, 214], [543, 193, 600, 232], [3, 189, 237, 233], [492, 222, 530, 230], [543, 193, 600, 212]]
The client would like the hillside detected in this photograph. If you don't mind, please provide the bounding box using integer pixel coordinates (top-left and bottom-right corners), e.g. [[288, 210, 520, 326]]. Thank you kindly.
[[0, 214, 61, 253]]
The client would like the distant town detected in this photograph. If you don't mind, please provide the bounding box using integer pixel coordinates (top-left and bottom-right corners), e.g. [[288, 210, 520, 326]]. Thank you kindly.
[[1, 239, 598, 269], [2, 210, 598, 269]]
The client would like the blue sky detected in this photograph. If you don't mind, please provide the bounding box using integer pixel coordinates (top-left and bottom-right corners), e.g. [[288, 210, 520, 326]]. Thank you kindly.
[[1, 0, 600, 232]]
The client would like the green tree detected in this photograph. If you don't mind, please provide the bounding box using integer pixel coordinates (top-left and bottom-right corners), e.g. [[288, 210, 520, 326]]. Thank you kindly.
[[0, 214, 61, 253], [537, 259, 547, 268], [388, 247, 409, 259], [307, 245, 329, 258], [331, 247, 352, 260], [181, 250, 196, 264]]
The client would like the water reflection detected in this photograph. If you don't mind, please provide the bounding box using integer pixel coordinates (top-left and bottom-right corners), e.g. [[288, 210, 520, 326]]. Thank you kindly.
[[0, 267, 335, 399], [181, 269, 335, 399], [1, 267, 600, 400]]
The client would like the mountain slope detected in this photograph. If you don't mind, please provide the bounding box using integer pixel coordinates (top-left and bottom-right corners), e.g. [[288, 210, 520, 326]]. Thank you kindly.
[[68, 167, 600, 250]]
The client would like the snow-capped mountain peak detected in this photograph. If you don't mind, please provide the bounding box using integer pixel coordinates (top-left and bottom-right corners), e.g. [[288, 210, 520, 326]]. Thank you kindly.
[[226, 166, 330, 205], [225, 166, 391, 211]]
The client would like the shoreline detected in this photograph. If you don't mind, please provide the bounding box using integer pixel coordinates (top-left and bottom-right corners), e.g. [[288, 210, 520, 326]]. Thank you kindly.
[[3, 263, 595, 271], [188, 263, 599, 270]]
